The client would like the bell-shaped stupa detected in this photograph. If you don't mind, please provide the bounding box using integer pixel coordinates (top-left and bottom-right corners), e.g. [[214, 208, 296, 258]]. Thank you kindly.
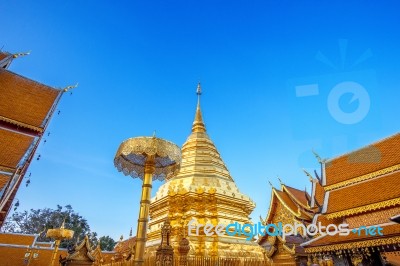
[[145, 84, 265, 261]]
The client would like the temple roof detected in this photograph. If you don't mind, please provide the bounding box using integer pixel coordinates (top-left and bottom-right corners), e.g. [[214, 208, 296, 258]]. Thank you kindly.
[[302, 223, 400, 252], [325, 171, 400, 219], [0, 174, 9, 191], [264, 184, 314, 225], [0, 128, 34, 170], [282, 185, 310, 209], [314, 182, 325, 206], [63, 235, 95, 262], [0, 52, 13, 68], [0, 52, 8, 61], [0, 68, 60, 129], [325, 133, 400, 186], [0, 55, 63, 227], [307, 133, 400, 221], [113, 236, 136, 254], [0, 232, 37, 245], [0, 232, 68, 266]]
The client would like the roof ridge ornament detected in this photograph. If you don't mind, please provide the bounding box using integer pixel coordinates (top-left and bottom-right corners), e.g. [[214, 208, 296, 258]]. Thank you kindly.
[[62, 82, 79, 92], [13, 50, 31, 58], [277, 176, 283, 185], [312, 149, 327, 164]]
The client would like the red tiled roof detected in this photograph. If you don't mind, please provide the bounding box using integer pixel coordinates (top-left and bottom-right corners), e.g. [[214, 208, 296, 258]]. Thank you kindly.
[[0, 174, 10, 191], [0, 53, 8, 61], [314, 182, 325, 206], [0, 128, 34, 169], [0, 233, 35, 245], [325, 133, 400, 186], [284, 185, 309, 208], [0, 68, 60, 128], [113, 237, 136, 253], [326, 171, 400, 214], [305, 223, 400, 248]]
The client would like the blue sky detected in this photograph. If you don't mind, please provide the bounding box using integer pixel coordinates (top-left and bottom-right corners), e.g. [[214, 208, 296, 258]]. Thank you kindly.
[[1, 1, 399, 240]]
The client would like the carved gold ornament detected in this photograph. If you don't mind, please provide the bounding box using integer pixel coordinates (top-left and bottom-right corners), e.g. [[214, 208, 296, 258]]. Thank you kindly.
[[325, 164, 400, 191], [326, 197, 400, 219], [304, 236, 400, 253]]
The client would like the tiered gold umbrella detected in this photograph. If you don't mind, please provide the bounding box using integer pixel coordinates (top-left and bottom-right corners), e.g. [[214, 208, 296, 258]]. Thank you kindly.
[[114, 136, 181, 266]]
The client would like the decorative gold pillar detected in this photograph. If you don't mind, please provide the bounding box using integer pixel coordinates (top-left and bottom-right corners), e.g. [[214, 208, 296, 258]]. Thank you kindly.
[[134, 157, 155, 265]]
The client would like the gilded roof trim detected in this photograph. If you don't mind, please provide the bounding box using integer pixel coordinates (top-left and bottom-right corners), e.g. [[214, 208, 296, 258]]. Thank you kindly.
[[264, 189, 278, 224], [273, 189, 300, 217], [325, 164, 400, 191], [325, 197, 400, 219], [0, 115, 43, 133], [304, 235, 400, 253], [282, 243, 296, 255]]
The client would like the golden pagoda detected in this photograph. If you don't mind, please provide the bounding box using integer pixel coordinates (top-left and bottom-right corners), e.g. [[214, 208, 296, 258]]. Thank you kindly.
[[144, 84, 266, 264]]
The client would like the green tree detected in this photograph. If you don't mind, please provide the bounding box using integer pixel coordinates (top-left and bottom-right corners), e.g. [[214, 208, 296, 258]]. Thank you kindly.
[[2, 205, 98, 248], [99, 235, 117, 251]]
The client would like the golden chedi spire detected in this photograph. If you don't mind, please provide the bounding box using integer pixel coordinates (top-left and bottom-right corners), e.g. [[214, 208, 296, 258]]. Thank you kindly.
[[173, 83, 233, 181], [146, 84, 265, 262], [192, 82, 205, 133]]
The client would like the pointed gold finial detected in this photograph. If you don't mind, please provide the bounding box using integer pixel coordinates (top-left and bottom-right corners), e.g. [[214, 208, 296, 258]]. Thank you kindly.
[[63, 82, 79, 92], [277, 176, 283, 185], [13, 51, 31, 58], [312, 149, 326, 164], [192, 83, 206, 133], [60, 218, 66, 229], [302, 168, 314, 182], [196, 82, 202, 96]]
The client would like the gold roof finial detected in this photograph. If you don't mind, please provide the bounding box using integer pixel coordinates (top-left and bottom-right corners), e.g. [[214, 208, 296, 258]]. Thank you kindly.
[[60, 218, 66, 229], [192, 82, 206, 133], [277, 176, 283, 185], [63, 82, 79, 92], [196, 82, 202, 96], [302, 168, 314, 182], [312, 149, 326, 164], [13, 51, 31, 58]]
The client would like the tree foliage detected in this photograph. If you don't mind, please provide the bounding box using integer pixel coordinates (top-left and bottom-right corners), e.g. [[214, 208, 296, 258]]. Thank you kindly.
[[2, 205, 114, 250], [99, 235, 117, 251]]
